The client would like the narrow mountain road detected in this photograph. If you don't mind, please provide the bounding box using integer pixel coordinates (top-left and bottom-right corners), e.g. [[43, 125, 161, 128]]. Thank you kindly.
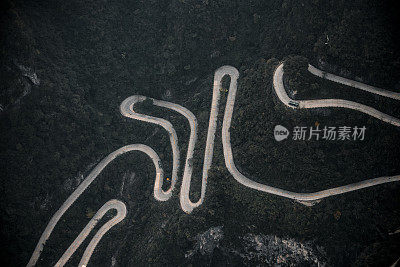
[[56, 200, 126, 267], [27, 144, 166, 267], [273, 63, 400, 127], [308, 64, 400, 100], [28, 63, 400, 266]]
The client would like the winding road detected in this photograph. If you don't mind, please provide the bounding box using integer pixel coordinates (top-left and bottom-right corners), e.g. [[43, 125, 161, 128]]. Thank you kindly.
[[28, 63, 400, 266], [273, 63, 400, 127], [307, 64, 400, 101], [28, 144, 166, 266], [56, 200, 126, 267]]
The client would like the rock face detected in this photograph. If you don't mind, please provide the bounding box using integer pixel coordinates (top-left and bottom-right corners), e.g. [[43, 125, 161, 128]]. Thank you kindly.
[[185, 227, 327, 266], [185, 226, 224, 258], [0, 61, 37, 114], [16, 63, 40, 85], [236, 234, 326, 266]]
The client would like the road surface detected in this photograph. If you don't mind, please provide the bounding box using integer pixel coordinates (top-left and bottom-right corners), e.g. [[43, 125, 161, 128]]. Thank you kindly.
[[28, 63, 400, 266], [308, 64, 400, 100], [273, 63, 400, 127], [56, 200, 126, 267], [28, 144, 166, 266]]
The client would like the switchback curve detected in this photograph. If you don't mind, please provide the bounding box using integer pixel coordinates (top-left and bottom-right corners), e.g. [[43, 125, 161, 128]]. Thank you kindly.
[[27, 145, 166, 266], [28, 63, 400, 266]]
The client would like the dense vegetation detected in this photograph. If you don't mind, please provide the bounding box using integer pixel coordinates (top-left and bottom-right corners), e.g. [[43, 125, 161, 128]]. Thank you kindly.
[[1, 0, 399, 266]]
